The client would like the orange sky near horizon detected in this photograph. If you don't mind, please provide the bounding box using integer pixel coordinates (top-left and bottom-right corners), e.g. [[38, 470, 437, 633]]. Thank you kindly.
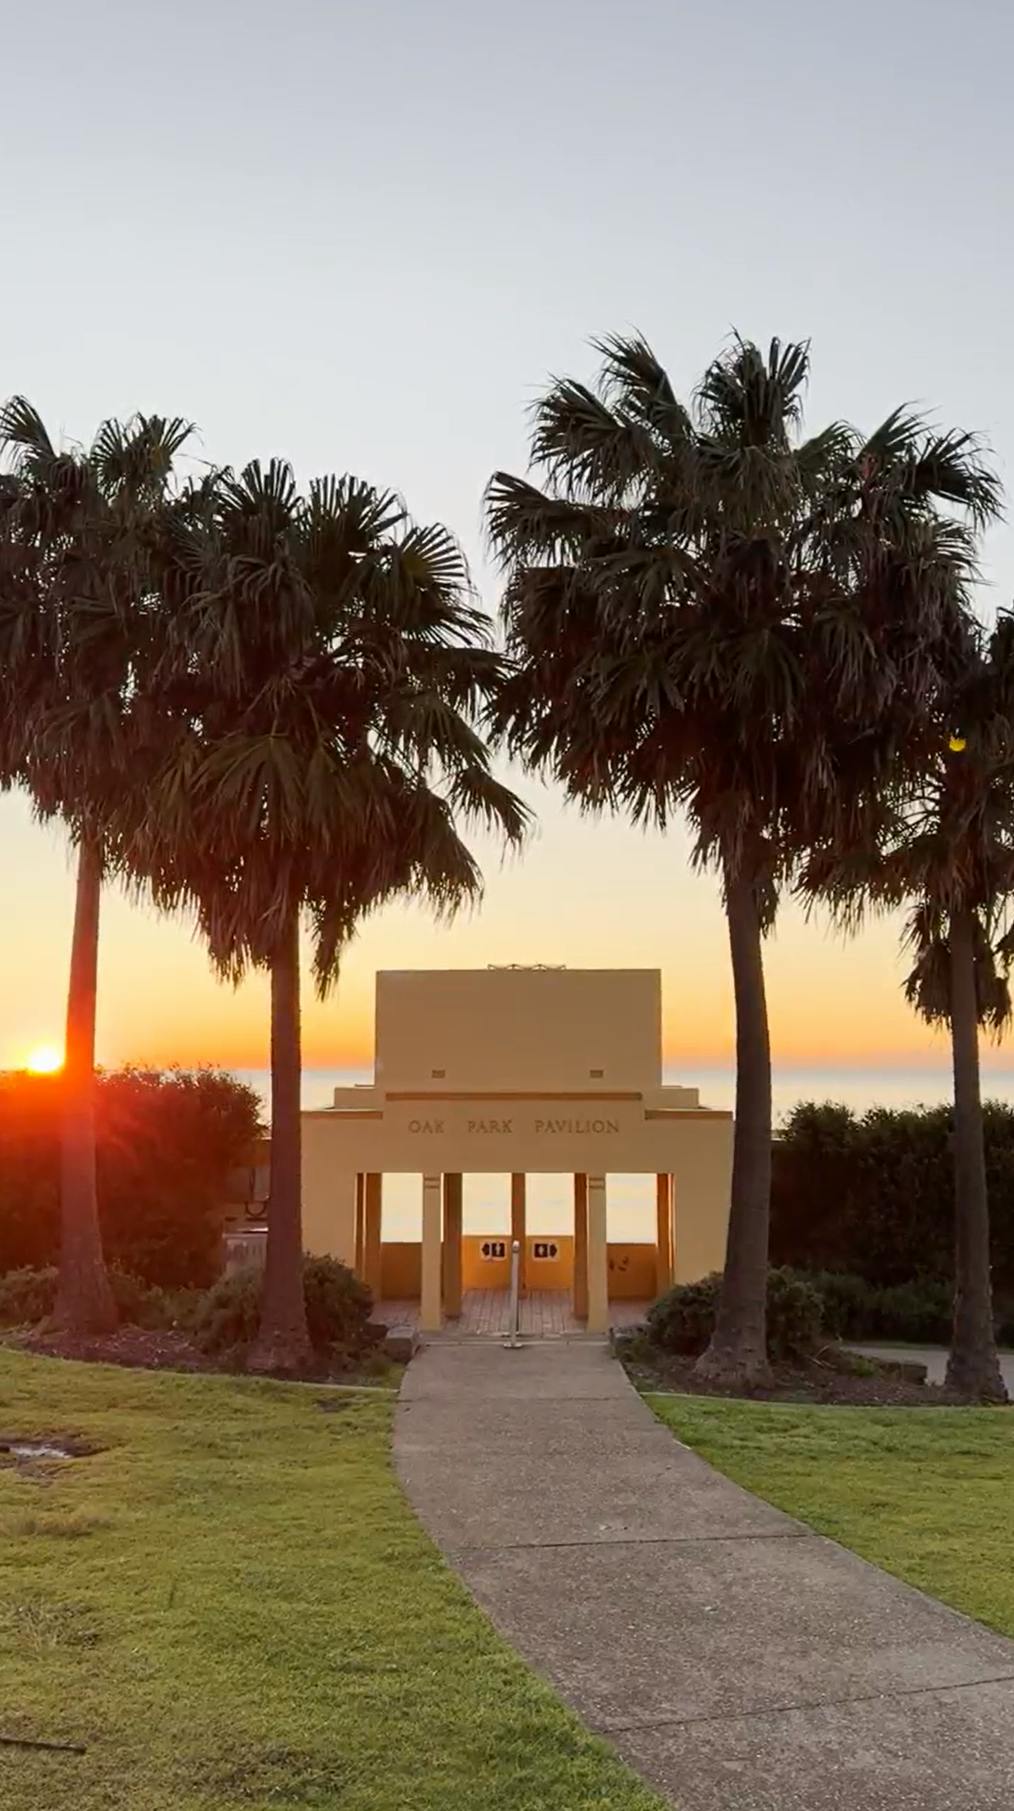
[[0, 786, 972, 1079]]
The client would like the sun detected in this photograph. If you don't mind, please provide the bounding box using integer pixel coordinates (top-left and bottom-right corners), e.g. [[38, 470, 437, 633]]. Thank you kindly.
[[26, 1044, 63, 1075]]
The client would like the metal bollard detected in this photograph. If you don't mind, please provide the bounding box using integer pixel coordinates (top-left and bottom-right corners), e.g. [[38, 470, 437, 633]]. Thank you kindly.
[[504, 1237, 522, 1348]]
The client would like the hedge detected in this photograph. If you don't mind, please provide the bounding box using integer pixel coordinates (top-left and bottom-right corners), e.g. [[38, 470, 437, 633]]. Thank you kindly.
[[770, 1100, 1014, 1292]]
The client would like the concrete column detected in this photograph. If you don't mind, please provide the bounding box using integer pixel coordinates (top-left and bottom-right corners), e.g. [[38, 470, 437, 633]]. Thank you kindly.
[[364, 1172, 383, 1301], [510, 1172, 527, 1291], [442, 1173, 463, 1319], [573, 1172, 588, 1320], [421, 1173, 443, 1333], [354, 1173, 365, 1280], [586, 1173, 609, 1333], [655, 1173, 674, 1296]]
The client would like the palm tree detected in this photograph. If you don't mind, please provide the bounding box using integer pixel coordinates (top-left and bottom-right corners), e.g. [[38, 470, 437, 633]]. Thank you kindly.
[[140, 461, 527, 1372], [0, 400, 194, 1334], [486, 333, 999, 1386], [808, 616, 1014, 1401]]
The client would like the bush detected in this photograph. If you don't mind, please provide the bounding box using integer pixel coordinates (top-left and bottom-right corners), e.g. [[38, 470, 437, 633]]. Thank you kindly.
[[803, 1270, 876, 1340], [0, 1264, 181, 1330], [302, 1255, 374, 1353], [0, 1265, 58, 1327], [646, 1274, 719, 1353], [193, 1256, 375, 1362], [647, 1267, 824, 1362], [193, 1265, 262, 1354], [866, 1279, 951, 1343], [773, 1270, 953, 1344], [766, 1268, 825, 1357]]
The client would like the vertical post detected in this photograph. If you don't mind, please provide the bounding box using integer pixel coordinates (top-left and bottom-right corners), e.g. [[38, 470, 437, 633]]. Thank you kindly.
[[442, 1173, 463, 1319], [586, 1173, 609, 1333], [421, 1173, 443, 1333], [655, 1173, 673, 1295], [510, 1173, 527, 1291], [504, 1238, 522, 1347], [573, 1172, 588, 1320], [364, 1173, 383, 1301], [354, 1173, 365, 1280]]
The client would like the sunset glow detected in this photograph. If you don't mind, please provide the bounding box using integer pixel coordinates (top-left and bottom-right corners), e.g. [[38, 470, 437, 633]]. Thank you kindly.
[[26, 1043, 63, 1075]]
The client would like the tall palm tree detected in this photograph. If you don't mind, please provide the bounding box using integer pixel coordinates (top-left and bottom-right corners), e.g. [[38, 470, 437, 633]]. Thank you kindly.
[[486, 333, 999, 1386], [807, 616, 1014, 1401], [0, 399, 194, 1334], [139, 460, 527, 1372]]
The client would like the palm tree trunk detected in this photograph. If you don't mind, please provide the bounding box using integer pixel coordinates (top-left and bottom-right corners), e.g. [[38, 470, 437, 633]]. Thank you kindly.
[[52, 833, 117, 1335], [248, 898, 312, 1373], [694, 863, 772, 1386], [945, 909, 1006, 1401]]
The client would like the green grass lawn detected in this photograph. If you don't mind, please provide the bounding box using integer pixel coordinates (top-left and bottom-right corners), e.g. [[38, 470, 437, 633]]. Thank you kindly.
[[648, 1391, 1014, 1636], [0, 1352, 661, 1811]]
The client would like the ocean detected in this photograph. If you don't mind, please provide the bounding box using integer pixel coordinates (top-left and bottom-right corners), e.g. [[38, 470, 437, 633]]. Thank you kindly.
[[232, 1063, 1014, 1242]]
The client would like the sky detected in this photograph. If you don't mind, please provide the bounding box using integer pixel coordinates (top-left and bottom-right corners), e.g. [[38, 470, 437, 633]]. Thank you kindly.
[[2, 0, 1014, 1079]]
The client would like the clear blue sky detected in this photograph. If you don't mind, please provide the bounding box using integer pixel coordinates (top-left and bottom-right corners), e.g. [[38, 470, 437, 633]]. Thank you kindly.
[[2, 0, 1013, 1074]]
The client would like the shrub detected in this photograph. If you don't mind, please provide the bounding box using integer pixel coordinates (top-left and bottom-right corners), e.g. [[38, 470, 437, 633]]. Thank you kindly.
[[302, 1256, 374, 1354], [803, 1270, 876, 1340], [775, 1270, 953, 1344], [765, 1268, 825, 1357], [646, 1274, 719, 1354], [0, 1264, 180, 1330], [193, 1265, 262, 1355], [193, 1256, 376, 1362], [867, 1279, 951, 1343], [647, 1267, 824, 1362], [0, 1265, 58, 1326]]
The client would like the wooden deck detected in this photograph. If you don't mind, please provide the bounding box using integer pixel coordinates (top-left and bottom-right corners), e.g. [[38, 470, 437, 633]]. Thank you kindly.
[[373, 1288, 650, 1340]]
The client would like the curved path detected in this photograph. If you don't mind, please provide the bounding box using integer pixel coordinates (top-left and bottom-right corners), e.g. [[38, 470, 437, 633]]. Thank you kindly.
[[395, 1339, 1014, 1810]]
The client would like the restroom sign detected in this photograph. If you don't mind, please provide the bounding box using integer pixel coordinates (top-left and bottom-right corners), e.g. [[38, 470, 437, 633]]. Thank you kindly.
[[532, 1241, 559, 1261], [480, 1239, 506, 1260]]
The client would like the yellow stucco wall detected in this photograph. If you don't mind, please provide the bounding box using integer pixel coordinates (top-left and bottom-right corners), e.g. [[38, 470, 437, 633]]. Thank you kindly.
[[670, 1117, 734, 1283], [375, 967, 662, 1091], [381, 1242, 422, 1298], [607, 1242, 659, 1299], [300, 1117, 358, 1265]]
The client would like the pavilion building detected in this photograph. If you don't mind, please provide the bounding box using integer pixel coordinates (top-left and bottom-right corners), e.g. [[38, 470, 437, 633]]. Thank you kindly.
[[302, 966, 732, 1334]]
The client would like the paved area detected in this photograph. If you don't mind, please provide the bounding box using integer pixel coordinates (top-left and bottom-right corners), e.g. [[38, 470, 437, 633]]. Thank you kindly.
[[849, 1341, 1014, 1390], [396, 1341, 1014, 1809], [374, 1288, 649, 1338]]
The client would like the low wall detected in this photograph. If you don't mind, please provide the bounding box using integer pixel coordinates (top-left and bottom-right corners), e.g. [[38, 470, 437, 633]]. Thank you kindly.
[[379, 1235, 658, 1302]]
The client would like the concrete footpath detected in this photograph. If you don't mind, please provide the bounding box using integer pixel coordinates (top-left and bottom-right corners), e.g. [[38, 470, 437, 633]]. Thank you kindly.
[[395, 1340, 1014, 1810]]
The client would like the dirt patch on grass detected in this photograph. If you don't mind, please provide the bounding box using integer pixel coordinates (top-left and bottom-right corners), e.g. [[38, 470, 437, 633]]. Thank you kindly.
[[622, 1341, 984, 1406], [13, 1324, 208, 1373], [4, 1323, 394, 1388]]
